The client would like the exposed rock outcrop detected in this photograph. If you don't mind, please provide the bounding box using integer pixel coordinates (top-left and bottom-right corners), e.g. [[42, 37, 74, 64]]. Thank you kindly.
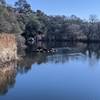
[[0, 34, 18, 64]]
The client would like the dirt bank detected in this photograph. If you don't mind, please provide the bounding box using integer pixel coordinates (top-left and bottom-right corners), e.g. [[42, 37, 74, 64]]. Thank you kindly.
[[0, 34, 18, 64]]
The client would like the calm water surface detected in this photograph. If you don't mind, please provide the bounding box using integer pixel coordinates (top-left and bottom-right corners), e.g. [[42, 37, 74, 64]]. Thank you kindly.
[[0, 42, 100, 100]]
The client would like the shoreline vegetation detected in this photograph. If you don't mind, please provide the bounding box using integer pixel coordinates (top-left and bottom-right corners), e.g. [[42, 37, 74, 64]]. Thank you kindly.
[[1, 0, 100, 63]]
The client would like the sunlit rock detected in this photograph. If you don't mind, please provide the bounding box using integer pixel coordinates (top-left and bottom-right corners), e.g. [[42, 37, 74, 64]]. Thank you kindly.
[[0, 34, 18, 64]]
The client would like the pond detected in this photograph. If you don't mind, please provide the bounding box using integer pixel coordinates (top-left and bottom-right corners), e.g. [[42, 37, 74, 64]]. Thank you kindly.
[[0, 42, 100, 100]]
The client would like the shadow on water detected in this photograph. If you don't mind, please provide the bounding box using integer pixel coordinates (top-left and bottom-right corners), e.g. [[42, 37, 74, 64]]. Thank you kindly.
[[1, 42, 100, 95], [25, 42, 100, 64]]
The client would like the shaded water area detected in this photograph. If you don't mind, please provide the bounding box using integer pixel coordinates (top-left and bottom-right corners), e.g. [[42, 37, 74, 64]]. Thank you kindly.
[[1, 42, 100, 100]]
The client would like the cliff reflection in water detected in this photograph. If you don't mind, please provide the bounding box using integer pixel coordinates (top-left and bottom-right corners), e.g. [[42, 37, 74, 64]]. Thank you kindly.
[[1, 42, 100, 95], [0, 62, 16, 95], [0, 61, 33, 95]]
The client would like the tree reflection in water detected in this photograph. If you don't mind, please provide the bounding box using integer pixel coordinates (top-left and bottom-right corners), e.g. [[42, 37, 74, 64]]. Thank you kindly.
[[1, 42, 100, 95], [25, 42, 100, 64]]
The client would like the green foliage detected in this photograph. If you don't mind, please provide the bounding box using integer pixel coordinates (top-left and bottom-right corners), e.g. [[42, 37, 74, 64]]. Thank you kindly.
[[14, 0, 33, 31], [0, 5, 21, 33], [24, 18, 41, 37], [15, 0, 32, 14], [0, 0, 100, 42]]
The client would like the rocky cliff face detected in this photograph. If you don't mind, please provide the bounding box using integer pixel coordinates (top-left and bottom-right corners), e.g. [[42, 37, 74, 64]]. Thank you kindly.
[[0, 34, 17, 64]]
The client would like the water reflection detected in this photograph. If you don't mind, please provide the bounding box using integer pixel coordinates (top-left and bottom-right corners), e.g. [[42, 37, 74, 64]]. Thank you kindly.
[[25, 42, 100, 64], [0, 62, 16, 95], [1, 42, 100, 96]]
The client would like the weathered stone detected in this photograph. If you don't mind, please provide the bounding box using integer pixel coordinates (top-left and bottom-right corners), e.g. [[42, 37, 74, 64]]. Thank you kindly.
[[0, 34, 18, 64]]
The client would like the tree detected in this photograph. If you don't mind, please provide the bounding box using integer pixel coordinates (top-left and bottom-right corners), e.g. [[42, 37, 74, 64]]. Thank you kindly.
[[0, 5, 21, 33], [0, 0, 6, 6], [89, 15, 98, 23], [15, 0, 32, 14], [14, 0, 34, 31], [22, 18, 41, 40]]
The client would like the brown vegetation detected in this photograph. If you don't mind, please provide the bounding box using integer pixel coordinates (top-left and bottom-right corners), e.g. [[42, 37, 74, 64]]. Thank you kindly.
[[0, 62, 16, 95], [0, 34, 17, 64]]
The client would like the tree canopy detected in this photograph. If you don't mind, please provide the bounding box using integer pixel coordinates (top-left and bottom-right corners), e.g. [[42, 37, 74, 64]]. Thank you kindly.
[[0, 0, 100, 42]]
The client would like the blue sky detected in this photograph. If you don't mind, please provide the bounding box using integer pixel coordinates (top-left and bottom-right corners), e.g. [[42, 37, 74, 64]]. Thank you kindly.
[[7, 0, 100, 19]]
